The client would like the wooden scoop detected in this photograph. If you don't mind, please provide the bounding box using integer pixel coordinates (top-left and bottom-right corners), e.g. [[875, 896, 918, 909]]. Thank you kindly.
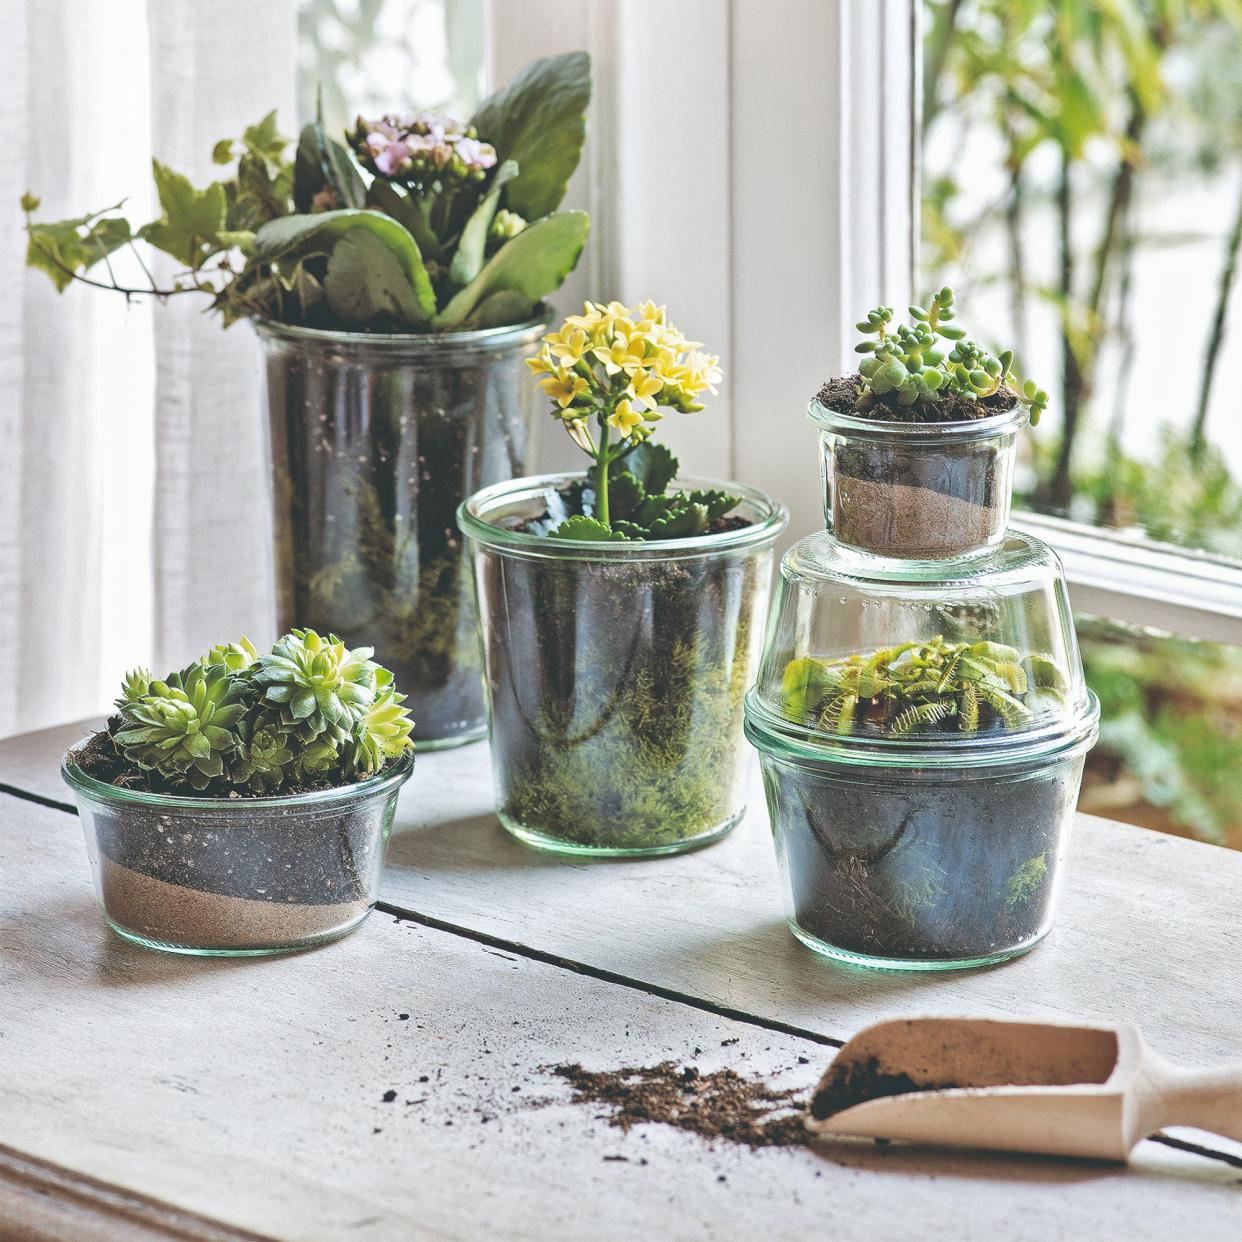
[[806, 1017, 1242, 1161]]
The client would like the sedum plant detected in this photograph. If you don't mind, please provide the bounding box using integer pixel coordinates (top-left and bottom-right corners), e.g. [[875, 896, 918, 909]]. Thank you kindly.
[[22, 53, 590, 334], [851, 288, 1048, 423], [107, 629, 414, 794], [525, 300, 739, 540], [782, 637, 1067, 738]]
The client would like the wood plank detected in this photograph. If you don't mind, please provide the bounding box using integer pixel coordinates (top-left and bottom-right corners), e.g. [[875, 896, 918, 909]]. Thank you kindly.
[[7, 721, 1242, 1067], [2, 796, 1240, 1241], [0, 1144, 275, 1242]]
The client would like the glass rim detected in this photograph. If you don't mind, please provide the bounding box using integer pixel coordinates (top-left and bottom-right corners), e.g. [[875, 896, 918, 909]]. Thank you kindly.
[[61, 741, 414, 811], [744, 687, 1100, 770], [250, 306, 552, 352], [457, 471, 790, 560], [806, 396, 1030, 443]]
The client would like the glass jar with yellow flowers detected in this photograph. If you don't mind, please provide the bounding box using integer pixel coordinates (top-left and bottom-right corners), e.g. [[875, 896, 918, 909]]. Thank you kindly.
[[458, 301, 787, 855]]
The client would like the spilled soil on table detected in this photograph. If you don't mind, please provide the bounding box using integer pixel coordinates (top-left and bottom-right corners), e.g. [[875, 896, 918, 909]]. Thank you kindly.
[[549, 1062, 812, 1149]]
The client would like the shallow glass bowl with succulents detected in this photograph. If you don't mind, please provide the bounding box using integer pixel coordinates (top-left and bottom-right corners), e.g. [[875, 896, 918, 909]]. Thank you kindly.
[[62, 631, 415, 956]]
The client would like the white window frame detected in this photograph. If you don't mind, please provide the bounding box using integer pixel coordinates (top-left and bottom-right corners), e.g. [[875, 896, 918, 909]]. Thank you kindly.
[[485, 0, 1242, 648]]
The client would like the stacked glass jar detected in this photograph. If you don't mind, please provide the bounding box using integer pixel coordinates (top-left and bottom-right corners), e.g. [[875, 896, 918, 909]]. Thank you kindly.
[[744, 398, 1099, 971]]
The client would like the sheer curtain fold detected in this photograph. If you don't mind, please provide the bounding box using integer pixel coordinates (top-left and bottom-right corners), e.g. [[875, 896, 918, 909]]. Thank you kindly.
[[0, 0, 294, 738], [148, 1, 293, 673]]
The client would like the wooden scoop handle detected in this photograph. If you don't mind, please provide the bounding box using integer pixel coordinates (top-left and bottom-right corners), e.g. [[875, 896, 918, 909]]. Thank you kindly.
[[1158, 1064, 1242, 1145]]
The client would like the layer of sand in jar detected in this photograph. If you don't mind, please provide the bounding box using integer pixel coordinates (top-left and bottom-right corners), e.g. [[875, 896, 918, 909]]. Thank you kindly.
[[99, 857, 370, 951], [834, 477, 997, 559]]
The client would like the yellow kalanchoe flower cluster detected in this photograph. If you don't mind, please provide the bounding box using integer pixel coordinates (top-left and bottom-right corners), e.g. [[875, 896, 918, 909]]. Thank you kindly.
[[526, 300, 723, 452]]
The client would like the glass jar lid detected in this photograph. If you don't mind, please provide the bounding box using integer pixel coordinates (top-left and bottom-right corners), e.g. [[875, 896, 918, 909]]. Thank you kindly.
[[747, 530, 1098, 764]]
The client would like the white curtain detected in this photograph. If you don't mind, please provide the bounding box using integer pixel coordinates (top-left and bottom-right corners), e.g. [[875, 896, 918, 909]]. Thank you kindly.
[[0, 0, 294, 738]]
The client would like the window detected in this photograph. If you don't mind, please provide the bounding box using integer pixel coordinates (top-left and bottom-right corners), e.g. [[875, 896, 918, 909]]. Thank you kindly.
[[921, 0, 1242, 847], [304, 0, 1242, 850], [297, 0, 486, 130]]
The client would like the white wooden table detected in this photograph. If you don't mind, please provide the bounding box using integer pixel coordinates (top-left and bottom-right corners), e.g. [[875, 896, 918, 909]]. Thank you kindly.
[[2, 720, 1240, 1241]]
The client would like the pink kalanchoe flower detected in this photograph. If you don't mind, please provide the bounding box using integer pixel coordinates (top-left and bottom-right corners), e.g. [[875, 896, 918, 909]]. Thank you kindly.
[[374, 140, 411, 177], [453, 136, 496, 172]]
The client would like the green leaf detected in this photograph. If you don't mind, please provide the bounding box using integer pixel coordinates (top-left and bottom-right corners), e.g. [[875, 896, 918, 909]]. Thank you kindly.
[[432, 210, 587, 330], [26, 208, 132, 291], [614, 441, 678, 495], [632, 494, 677, 528], [648, 499, 710, 539], [548, 514, 632, 542], [293, 119, 366, 212], [137, 161, 227, 267], [449, 159, 518, 291], [470, 51, 591, 221], [686, 488, 741, 521], [460, 290, 537, 330], [607, 472, 645, 522], [322, 228, 429, 329], [254, 209, 436, 323], [366, 179, 444, 264], [242, 110, 286, 163]]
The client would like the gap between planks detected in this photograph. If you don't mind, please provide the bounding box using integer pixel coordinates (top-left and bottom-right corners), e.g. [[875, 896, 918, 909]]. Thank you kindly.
[[4, 785, 1238, 1173]]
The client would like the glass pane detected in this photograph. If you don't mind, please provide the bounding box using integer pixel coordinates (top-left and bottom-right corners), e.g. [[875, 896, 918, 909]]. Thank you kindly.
[[1078, 616, 1242, 850], [297, 0, 486, 132], [922, 0, 1242, 560]]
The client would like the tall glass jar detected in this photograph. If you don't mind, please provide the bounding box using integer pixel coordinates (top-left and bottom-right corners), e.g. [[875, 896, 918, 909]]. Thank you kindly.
[[459, 474, 788, 856], [256, 315, 548, 749], [808, 398, 1026, 562]]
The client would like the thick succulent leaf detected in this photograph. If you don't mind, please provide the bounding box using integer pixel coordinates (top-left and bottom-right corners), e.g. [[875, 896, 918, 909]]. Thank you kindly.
[[470, 51, 590, 220], [614, 441, 678, 495], [632, 494, 677, 528], [137, 161, 227, 268], [548, 515, 632, 542], [607, 472, 645, 522], [366, 179, 444, 264], [255, 209, 436, 323], [433, 210, 588, 330], [448, 159, 519, 291], [647, 500, 710, 539], [293, 118, 366, 211], [323, 229, 431, 329], [685, 488, 742, 521], [25, 207, 131, 292]]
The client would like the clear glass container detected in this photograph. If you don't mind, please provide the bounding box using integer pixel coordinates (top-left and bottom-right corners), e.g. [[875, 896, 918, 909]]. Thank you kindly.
[[257, 314, 547, 750], [745, 531, 1099, 969], [808, 398, 1026, 562], [459, 473, 788, 856], [62, 745, 414, 956]]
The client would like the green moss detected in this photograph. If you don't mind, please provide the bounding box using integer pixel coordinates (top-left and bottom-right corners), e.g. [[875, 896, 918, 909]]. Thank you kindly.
[[503, 626, 752, 850], [1003, 852, 1048, 909]]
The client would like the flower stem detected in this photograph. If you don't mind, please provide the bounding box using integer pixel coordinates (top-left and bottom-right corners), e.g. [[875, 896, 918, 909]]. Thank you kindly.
[[595, 419, 611, 527]]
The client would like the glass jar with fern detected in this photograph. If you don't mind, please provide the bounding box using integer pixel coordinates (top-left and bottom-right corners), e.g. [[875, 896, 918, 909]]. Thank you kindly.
[[745, 533, 1098, 969]]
